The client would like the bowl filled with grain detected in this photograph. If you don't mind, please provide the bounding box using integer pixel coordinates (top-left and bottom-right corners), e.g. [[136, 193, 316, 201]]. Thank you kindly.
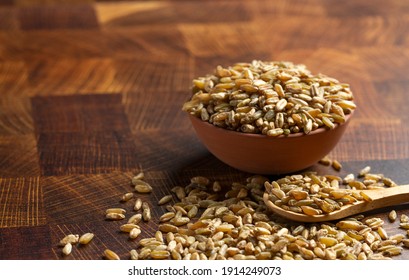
[[183, 60, 356, 175]]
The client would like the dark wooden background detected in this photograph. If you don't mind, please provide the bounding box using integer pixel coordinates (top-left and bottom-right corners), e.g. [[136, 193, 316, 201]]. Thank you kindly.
[[1, 0, 409, 260]]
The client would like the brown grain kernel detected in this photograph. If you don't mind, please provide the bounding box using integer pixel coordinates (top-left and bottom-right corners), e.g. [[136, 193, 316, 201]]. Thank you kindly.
[[130, 249, 139, 260], [129, 228, 142, 239], [389, 210, 397, 222], [213, 181, 222, 192], [59, 234, 79, 246], [171, 249, 182, 260], [134, 198, 142, 211], [390, 234, 405, 243], [319, 237, 338, 247], [331, 160, 342, 171], [142, 201, 149, 210], [131, 172, 144, 184], [142, 208, 151, 222], [383, 177, 397, 187], [121, 192, 134, 202], [158, 223, 178, 233], [360, 191, 373, 202], [160, 212, 176, 222], [105, 208, 126, 215], [62, 243, 72, 256], [343, 173, 355, 184], [301, 205, 322, 216], [120, 223, 140, 233], [172, 217, 190, 226], [135, 184, 153, 193], [158, 195, 173, 205], [187, 205, 199, 218], [383, 247, 402, 257], [139, 238, 157, 247], [322, 116, 335, 129], [151, 250, 170, 260], [191, 176, 210, 185], [171, 186, 186, 200], [79, 233, 94, 245], [138, 248, 151, 260], [105, 213, 125, 220], [358, 166, 371, 177], [128, 213, 142, 224], [400, 223, 409, 230], [319, 156, 332, 166], [348, 180, 366, 190], [104, 249, 120, 260]]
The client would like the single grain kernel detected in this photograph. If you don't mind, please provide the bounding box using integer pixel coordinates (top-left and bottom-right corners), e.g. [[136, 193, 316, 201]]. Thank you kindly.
[[62, 243, 72, 256], [358, 166, 371, 177], [129, 228, 142, 239], [142, 208, 151, 222], [400, 223, 409, 230], [389, 210, 397, 222], [134, 198, 143, 211], [130, 249, 139, 260], [120, 223, 140, 233], [301, 205, 322, 216], [104, 249, 120, 260], [331, 160, 342, 171], [79, 233, 94, 245], [360, 191, 373, 202], [106, 213, 125, 220], [319, 156, 332, 166], [105, 208, 126, 215], [158, 195, 173, 205], [121, 192, 134, 202], [135, 184, 153, 193], [160, 212, 176, 223], [151, 250, 170, 260], [171, 186, 186, 200], [158, 223, 178, 233], [128, 213, 142, 224]]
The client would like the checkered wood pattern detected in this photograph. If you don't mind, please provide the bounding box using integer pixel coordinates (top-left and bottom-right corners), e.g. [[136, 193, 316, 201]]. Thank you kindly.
[[1, 0, 409, 259]]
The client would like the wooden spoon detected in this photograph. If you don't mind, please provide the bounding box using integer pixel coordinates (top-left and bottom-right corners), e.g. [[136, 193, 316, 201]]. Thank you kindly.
[[263, 184, 409, 223]]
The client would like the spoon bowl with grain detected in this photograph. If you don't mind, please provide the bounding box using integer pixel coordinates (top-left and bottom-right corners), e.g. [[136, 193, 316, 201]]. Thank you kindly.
[[263, 184, 409, 222]]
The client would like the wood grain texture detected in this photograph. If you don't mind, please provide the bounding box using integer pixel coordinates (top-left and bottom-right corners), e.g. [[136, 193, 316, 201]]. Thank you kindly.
[[95, 0, 250, 27], [6, 30, 108, 60], [26, 58, 119, 95], [0, 225, 52, 260], [0, 0, 409, 260], [0, 135, 40, 177], [0, 7, 19, 30], [18, 4, 99, 30], [0, 177, 45, 227]]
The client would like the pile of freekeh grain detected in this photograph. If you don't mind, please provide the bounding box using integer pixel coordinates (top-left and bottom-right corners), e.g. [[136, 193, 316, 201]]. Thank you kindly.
[[183, 60, 355, 136], [58, 164, 409, 260], [264, 165, 399, 216]]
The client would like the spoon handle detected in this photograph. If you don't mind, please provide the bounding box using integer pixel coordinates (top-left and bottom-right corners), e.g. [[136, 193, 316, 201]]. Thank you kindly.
[[358, 184, 409, 211]]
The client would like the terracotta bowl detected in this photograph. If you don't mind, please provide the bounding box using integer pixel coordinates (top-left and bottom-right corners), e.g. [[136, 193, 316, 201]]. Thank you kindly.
[[188, 113, 354, 175]]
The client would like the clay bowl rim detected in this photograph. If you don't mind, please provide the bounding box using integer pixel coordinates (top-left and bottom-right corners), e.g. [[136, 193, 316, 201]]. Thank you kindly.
[[188, 110, 354, 139]]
